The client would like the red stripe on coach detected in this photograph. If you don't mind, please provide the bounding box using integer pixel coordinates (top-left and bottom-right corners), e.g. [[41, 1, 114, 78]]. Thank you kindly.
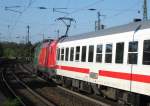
[[132, 74, 150, 83], [99, 70, 150, 83], [54, 65, 150, 83], [55, 65, 89, 74], [99, 70, 131, 80]]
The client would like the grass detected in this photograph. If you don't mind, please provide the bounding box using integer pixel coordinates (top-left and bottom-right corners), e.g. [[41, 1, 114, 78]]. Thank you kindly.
[[3, 98, 21, 106]]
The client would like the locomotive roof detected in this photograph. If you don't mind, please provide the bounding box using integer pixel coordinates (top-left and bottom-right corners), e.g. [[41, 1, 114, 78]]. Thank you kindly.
[[59, 20, 150, 43]]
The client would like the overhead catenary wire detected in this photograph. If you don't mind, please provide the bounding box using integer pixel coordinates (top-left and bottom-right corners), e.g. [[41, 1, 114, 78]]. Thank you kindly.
[[106, 0, 143, 19], [67, 0, 104, 15], [0, 0, 148, 43], [6, 0, 36, 42], [65, 0, 70, 9]]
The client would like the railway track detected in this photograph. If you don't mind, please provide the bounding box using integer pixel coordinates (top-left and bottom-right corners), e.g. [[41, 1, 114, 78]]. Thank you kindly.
[[4, 64, 56, 106], [20, 63, 118, 106], [0, 63, 26, 106]]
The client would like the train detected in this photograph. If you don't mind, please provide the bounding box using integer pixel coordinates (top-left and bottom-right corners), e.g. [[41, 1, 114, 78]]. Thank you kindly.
[[33, 20, 150, 106]]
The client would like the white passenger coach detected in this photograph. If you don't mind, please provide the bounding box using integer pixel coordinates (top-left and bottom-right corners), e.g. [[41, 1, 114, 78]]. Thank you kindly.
[[55, 20, 150, 105]]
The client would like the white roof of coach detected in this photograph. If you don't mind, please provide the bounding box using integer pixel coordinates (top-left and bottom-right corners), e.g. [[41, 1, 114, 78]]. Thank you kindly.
[[59, 20, 150, 43]]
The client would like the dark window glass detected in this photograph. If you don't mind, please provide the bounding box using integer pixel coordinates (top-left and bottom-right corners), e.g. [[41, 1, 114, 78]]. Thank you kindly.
[[57, 48, 60, 60], [81, 46, 86, 62], [96, 45, 103, 62], [88, 45, 94, 62], [105, 44, 112, 63], [143, 40, 150, 65], [129, 41, 138, 52], [105, 54, 112, 63], [75, 46, 80, 61], [128, 53, 137, 64], [70, 47, 74, 61], [97, 45, 102, 53], [65, 48, 69, 61], [106, 44, 112, 52], [61, 48, 64, 61], [128, 41, 138, 64], [115, 43, 124, 63], [96, 54, 102, 62]]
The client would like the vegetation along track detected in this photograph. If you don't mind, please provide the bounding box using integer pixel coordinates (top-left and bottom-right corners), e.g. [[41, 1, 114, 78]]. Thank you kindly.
[[19, 63, 118, 106], [5, 63, 55, 106]]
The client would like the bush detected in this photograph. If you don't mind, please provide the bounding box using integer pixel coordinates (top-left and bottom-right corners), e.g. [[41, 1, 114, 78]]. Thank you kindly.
[[3, 98, 21, 106]]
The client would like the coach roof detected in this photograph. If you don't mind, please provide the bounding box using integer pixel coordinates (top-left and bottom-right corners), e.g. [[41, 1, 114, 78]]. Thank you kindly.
[[59, 20, 150, 43]]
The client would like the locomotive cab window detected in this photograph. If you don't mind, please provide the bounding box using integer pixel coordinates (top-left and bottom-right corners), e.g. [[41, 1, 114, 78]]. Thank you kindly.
[[105, 44, 112, 63], [88, 45, 94, 62], [75, 46, 80, 61], [65, 48, 69, 61], [96, 45, 103, 63], [115, 42, 124, 64], [128, 41, 138, 64], [143, 40, 150, 65], [57, 48, 60, 60], [81, 46, 86, 62], [61, 48, 64, 61], [70, 47, 74, 61]]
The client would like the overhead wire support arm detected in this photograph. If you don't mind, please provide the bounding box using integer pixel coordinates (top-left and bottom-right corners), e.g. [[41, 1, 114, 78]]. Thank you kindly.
[[56, 17, 76, 37], [53, 8, 69, 14], [5, 5, 22, 14]]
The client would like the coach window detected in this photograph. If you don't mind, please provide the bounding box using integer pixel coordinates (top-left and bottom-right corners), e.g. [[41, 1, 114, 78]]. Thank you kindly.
[[115, 42, 124, 63], [96, 45, 103, 62], [128, 41, 138, 64], [88, 45, 94, 62], [81, 46, 86, 62], [75, 46, 80, 61], [57, 48, 60, 60], [65, 48, 69, 61], [61, 48, 64, 61], [105, 44, 112, 63], [143, 40, 150, 65], [70, 47, 74, 61]]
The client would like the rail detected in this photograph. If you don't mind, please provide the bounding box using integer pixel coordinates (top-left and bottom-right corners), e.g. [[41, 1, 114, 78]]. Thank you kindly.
[[1, 70, 26, 106], [11, 72, 56, 106]]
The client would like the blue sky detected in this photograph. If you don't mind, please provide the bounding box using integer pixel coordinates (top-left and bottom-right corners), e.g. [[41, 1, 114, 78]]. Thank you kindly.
[[0, 0, 149, 43]]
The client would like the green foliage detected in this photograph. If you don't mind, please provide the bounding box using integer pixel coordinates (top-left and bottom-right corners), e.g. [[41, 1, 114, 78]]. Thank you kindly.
[[0, 43, 3, 57], [0, 42, 34, 59], [3, 98, 21, 106]]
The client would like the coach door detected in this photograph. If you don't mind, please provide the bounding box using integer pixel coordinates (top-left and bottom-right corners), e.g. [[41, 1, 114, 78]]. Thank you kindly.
[[129, 25, 142, 93], [44, 42, 51, 67], [128, 41, 139, 92], [47, 40, 57, 68], [34, 44, 41, 66], [38, 43, 48, 66], [130, 39, 150, 96]]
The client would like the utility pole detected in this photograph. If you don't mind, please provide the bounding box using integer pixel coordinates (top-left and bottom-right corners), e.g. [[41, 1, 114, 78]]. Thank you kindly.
[[56, 30, 59, 38], [97, 12, 100, 30], [27, 25, 30, 44], [42, 33, 44, 42], [7, 25, 10, 42], [95, 12, 105, 31], [26, 25, 31, 61], [143, 0, 148, 21], [0, 33, 1, 42]]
